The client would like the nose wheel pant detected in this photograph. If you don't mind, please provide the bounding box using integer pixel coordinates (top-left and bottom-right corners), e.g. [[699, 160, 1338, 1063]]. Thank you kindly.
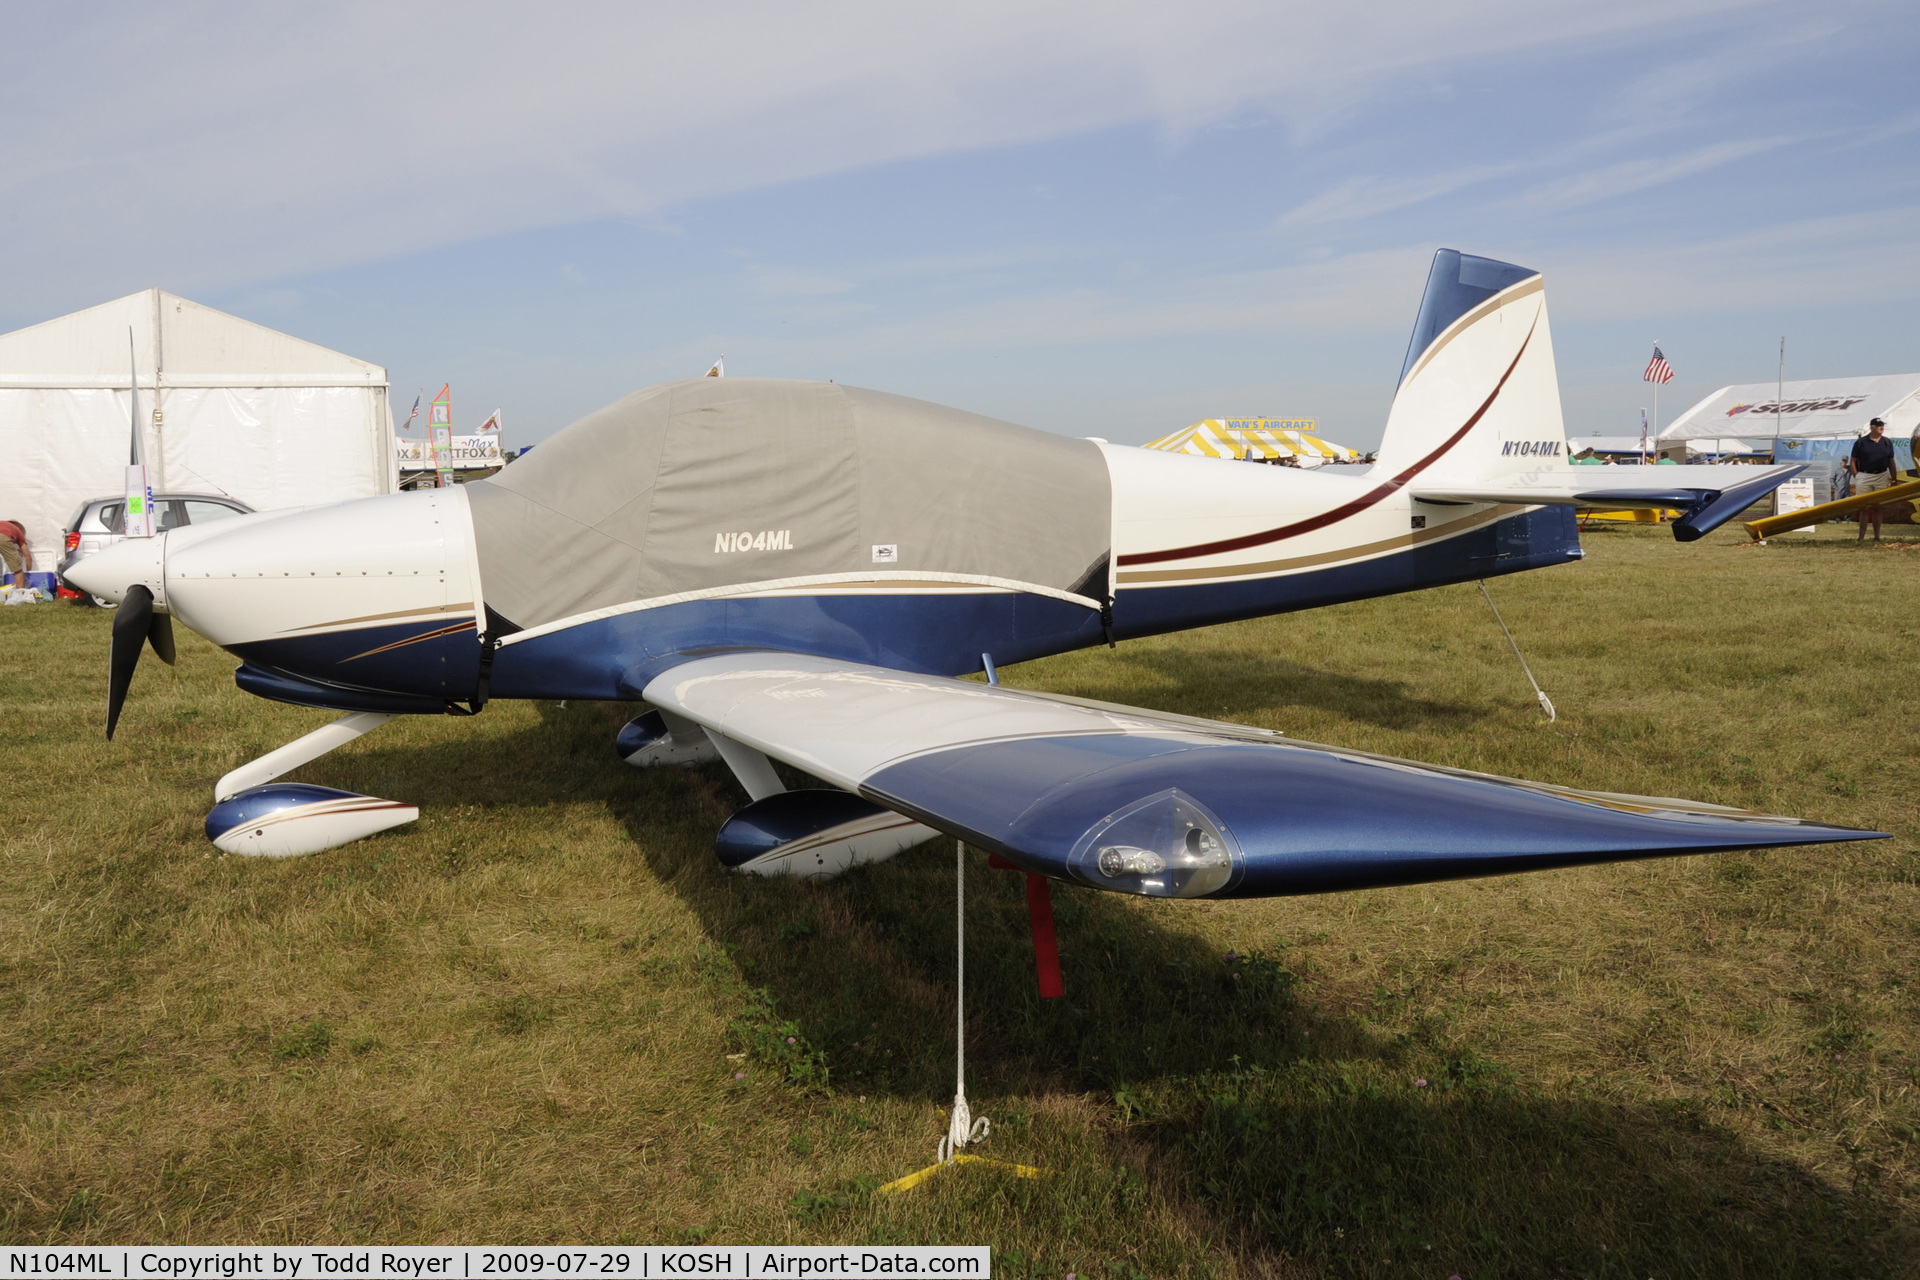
[[205, 712, 417, 857]]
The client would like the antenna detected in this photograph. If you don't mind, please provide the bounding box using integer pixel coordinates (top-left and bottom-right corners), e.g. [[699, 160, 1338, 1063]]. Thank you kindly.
[[124, 327, 154, 537], [127, 327, 143, 467]]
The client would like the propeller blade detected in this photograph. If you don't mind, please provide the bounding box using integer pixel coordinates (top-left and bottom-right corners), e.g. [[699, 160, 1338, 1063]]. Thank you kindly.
[[107, 585, 153, 740], [148, 610, 176, 665]]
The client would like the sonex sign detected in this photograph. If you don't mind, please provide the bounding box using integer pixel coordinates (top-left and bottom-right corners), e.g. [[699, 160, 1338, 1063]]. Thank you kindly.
[[1726, 395, 1870, 419]]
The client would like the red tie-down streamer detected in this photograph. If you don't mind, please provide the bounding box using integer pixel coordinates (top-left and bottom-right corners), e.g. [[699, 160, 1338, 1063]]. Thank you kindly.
[[987, 856, 1063, 998]]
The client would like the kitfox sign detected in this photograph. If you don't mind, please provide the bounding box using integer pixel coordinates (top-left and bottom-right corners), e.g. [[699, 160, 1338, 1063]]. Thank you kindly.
[[397, 435, 502, 469]]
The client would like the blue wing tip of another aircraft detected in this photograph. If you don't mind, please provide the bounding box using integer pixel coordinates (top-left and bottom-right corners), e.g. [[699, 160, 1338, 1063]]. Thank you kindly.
[[1670, 464, 1807, 541]]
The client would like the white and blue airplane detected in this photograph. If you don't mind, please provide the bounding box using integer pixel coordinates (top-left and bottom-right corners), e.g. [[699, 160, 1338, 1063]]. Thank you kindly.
[[71, 250, 1879, 909]]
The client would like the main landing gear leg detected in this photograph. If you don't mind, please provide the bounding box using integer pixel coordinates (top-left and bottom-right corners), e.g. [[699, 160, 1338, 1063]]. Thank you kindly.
[[206, 712, 419, 857]]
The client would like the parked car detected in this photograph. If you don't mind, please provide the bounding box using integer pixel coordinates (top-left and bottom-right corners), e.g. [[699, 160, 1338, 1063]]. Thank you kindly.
[[59, 493, 254, 605]]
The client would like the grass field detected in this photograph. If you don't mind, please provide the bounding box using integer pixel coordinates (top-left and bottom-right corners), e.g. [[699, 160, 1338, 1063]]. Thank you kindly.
[[3, 520, 1918, 1278]]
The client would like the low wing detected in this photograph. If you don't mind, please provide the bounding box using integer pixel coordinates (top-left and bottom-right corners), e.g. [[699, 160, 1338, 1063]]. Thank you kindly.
[[642, 652, 1878, 900], [1412, 464, 1801, 540]]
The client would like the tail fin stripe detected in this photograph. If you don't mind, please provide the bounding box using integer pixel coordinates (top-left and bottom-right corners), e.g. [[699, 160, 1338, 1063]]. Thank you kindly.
[[1118, 316, 1536, 568]]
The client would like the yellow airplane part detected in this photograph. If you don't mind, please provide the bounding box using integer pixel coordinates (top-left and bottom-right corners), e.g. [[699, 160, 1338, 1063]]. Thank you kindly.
[[1744, 475, 1920, 540]]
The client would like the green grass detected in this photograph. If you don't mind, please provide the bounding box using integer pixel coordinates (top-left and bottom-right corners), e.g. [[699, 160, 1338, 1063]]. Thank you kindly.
[[3, 519, 1918, 1277]]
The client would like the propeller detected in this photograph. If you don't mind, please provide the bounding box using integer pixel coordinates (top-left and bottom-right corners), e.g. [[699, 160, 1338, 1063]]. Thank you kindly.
[[106, 585, 175, 739]]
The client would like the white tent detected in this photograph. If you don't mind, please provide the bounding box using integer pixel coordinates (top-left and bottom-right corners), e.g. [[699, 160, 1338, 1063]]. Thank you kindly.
[[0, 289, 395, 572], [1657, 373, 1920, 443]]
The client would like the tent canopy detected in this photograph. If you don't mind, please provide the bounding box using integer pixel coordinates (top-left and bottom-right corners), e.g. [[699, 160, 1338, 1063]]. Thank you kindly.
[[1657, 373, 1920, 442], [0, 289, 394, 570], [1145, 418, 1359, 463], [0, 290, 387, 391]]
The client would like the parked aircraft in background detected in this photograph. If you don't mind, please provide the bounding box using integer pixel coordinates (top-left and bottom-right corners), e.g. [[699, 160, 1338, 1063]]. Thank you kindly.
[[70, 251, 1876, 918]]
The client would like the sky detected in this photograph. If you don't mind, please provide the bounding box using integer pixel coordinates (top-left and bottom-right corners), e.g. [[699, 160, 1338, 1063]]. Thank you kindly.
[[3, 0, 1916, 451]]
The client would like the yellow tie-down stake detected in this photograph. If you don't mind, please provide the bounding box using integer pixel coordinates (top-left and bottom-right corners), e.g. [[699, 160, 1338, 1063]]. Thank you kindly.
[[877, 1153, 1050, 1197], [1744, 475, 1920, 540]]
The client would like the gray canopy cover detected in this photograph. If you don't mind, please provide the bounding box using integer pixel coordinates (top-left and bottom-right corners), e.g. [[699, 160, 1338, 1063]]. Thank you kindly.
[[465, 378, 1113, 632]]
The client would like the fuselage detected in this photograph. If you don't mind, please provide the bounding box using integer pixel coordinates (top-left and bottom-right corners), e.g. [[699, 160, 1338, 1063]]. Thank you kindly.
[[75, 431, 1581, 716]]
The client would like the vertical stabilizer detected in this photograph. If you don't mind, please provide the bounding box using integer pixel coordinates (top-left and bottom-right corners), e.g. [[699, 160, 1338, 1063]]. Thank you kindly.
[[1374, 250, 1567, 484]]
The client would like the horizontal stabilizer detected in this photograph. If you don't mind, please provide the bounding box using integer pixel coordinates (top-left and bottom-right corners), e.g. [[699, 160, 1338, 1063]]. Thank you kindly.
[[1413, 464, 1803, 540], [642, 653, 1879, 899]]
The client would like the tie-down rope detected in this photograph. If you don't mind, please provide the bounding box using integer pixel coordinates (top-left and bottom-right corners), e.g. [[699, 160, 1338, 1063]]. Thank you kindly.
[[878, 839, 1048, 1195], [1479, 580, 1555, 723], [938, 839, 991, 1164]]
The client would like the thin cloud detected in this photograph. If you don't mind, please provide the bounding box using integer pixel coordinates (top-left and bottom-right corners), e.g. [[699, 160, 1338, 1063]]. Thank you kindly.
[[754, 247, 1431, 354], [749, 269, 858, 297], [1550, 205, 1920, 318], [0, 0, 1754, 316], [728, 203, 1920, 360], [1512, 136, 1793, 212], [1275, 165, 1518, 229]]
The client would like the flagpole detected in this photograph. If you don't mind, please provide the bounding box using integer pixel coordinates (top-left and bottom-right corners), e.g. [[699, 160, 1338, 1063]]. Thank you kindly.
[[1775, 337, 1784, 462], [1652, 338, 1659, 460]]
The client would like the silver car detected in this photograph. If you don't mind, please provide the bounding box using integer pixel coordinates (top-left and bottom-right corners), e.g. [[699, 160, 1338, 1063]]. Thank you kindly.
[[59, 493, 253, 605]]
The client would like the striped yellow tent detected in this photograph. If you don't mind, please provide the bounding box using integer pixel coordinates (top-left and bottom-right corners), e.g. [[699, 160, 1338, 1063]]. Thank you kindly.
[[1143, 418, 1359, 463]]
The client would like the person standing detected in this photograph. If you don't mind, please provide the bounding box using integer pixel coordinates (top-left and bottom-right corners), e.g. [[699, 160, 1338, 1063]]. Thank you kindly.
[[1850, 417, 1899, 541], [0, 518, 34, 601]]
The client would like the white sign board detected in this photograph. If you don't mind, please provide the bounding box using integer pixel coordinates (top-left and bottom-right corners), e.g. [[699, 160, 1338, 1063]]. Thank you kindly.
[[398, 434, 501, 469], [1771, 477, 1817, 534]]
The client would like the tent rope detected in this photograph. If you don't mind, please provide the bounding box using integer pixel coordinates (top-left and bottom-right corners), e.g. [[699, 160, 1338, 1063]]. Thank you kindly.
[[1479, 581, 1555, 723]]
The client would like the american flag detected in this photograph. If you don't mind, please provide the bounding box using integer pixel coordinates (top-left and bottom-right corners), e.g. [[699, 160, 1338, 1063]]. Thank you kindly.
[[1644, 345, 1675, 385]]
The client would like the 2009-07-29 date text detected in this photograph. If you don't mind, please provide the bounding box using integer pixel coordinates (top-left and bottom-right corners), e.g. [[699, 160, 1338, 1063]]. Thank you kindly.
[[480, 1255, 631, 1276]]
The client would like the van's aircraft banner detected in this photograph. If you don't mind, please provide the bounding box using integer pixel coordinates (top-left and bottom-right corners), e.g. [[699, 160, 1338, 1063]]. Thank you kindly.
[[1143, 418, 1358, 462], [1658, 373, 1920, 441], [3, 1244, 992, 1278]]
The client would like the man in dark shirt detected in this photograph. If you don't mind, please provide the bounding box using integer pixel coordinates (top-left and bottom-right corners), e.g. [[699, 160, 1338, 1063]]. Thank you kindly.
[[1850, 417, 1899, 541]]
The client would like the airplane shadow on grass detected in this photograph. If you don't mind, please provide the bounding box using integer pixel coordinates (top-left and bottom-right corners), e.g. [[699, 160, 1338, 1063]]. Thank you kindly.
[[574, 718, 1918, 1275], [326, 697, 1914, 1275], [1053, 645, 1491, 733]]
